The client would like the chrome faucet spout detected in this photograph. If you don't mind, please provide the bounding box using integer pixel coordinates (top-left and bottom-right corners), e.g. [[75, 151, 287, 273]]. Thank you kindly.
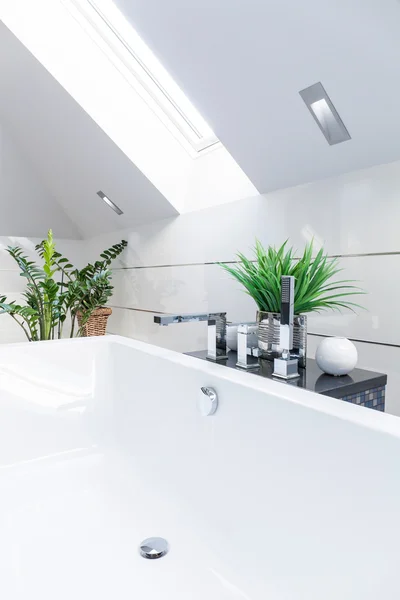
[[154, 312, 227, 362], [154, 313, 209, 326]]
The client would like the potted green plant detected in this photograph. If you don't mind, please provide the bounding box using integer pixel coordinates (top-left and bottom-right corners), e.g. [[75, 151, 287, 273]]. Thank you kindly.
[[0, 230, 127, 341], [36, 237, 128, 337], [220, 240, 364, 366]]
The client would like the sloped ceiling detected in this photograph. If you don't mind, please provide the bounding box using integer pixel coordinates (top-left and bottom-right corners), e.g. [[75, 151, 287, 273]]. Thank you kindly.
[[115, 0, 400, 192], [0, 22, 178, 239], [0, 119, 80, 239], [2, 0, 399, 240]]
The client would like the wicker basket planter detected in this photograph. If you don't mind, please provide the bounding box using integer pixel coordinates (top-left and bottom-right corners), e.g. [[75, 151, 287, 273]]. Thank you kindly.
[[77, 307, 112, 337]]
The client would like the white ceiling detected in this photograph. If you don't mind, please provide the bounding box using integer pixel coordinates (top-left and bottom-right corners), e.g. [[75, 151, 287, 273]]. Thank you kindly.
[[0, 119, 80, 239], [0, 22, 178, 240], [115, 0, 400, 192], [2, 0, 400, 241]]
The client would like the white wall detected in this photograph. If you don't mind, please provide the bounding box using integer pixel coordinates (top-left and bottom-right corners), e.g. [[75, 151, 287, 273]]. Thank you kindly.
[[0, 121, 80, 239], [0, 118, 84, 341], [85, 158, 400, 417], [0, 153, 397, 413]]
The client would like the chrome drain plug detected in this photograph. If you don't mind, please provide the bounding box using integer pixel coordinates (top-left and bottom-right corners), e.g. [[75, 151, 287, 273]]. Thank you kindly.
[[139, 537, 169, 559]]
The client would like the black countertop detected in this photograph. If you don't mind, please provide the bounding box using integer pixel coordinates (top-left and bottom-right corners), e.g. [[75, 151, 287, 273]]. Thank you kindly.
[[187, 350, 387, 399]]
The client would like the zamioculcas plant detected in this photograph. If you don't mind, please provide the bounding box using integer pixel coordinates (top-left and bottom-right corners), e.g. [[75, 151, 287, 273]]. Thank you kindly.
[[0, 230, 59, 341], [220, 240, 364, 314], [0, 231, 127, 341], [35, 238, 127, 337]]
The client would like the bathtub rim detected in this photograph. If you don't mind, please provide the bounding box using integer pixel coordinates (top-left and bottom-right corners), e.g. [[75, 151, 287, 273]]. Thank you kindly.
[[0, 334, 397, 440]]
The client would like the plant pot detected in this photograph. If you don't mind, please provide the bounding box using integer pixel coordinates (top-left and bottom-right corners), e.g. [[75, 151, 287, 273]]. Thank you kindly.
[[257, 311, 307, 368], [77, 307, 112, 337]]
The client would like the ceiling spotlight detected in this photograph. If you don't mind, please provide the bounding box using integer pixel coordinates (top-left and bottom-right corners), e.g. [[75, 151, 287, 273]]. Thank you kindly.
[[97, 190, 123, 215], [299, 82, 351, 145]]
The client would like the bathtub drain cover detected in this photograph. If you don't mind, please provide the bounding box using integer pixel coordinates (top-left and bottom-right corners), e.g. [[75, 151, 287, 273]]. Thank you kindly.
[[139, 537, 169, 559]]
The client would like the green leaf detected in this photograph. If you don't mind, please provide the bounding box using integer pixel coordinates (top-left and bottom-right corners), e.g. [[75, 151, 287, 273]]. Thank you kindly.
[[3, 236, 127, 341]]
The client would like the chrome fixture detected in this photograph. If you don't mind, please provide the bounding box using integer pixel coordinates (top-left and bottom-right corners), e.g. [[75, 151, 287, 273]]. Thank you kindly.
[[139, 537, 169, 559], [154, 312, 227, 361], [299, 82, 351, 146], [97, 190, 124, 215], [236, 322, 260, 370], [273, 349, 300, 380], [273, 276, 300, 380], [199, 387, 218, 416]]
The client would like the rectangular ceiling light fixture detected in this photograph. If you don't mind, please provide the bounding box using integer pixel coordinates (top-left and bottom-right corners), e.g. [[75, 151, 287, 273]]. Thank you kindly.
[[97, 190, 124, 215], [299, 82, 351, 145]]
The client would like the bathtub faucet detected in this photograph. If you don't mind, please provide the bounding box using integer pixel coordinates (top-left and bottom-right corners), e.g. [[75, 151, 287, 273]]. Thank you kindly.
[[154, 312, 228, 362]]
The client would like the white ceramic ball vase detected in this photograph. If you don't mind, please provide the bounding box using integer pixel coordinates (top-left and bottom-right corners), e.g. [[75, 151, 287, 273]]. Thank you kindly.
[[315, 337, 358, 376]]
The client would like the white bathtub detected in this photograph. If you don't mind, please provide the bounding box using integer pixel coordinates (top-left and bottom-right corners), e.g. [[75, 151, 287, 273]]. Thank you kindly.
[[0, 335, 400, 599]]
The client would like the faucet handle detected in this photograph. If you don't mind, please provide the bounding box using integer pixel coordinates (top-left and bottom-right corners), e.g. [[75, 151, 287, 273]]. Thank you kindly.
[[236, 322, 260, 370]]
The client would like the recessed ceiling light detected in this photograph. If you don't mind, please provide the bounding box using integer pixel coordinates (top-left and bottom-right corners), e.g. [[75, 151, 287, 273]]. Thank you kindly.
[[299, 82, 351, 145], [97, 190, 123, 215]]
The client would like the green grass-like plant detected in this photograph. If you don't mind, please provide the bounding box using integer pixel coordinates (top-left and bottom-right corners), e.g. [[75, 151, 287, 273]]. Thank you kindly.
[[220, 240, 364, 314]]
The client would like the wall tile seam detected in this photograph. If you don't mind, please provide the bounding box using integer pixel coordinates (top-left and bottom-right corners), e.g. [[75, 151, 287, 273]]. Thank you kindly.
[[111, 250, 400, 271]]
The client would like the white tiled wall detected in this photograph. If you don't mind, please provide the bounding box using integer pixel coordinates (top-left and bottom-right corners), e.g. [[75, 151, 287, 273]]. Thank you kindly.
[[1, 161, 397, 410], [85, 158, 400, 416]]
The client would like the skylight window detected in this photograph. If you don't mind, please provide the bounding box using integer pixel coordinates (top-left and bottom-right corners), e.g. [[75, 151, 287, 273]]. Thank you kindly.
[[64, 0, 219, 154]]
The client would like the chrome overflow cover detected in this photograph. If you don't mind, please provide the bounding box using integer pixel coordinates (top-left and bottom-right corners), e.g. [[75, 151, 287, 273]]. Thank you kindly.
[[139, 537, 169, 559], [199, 387, 218, 416]]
